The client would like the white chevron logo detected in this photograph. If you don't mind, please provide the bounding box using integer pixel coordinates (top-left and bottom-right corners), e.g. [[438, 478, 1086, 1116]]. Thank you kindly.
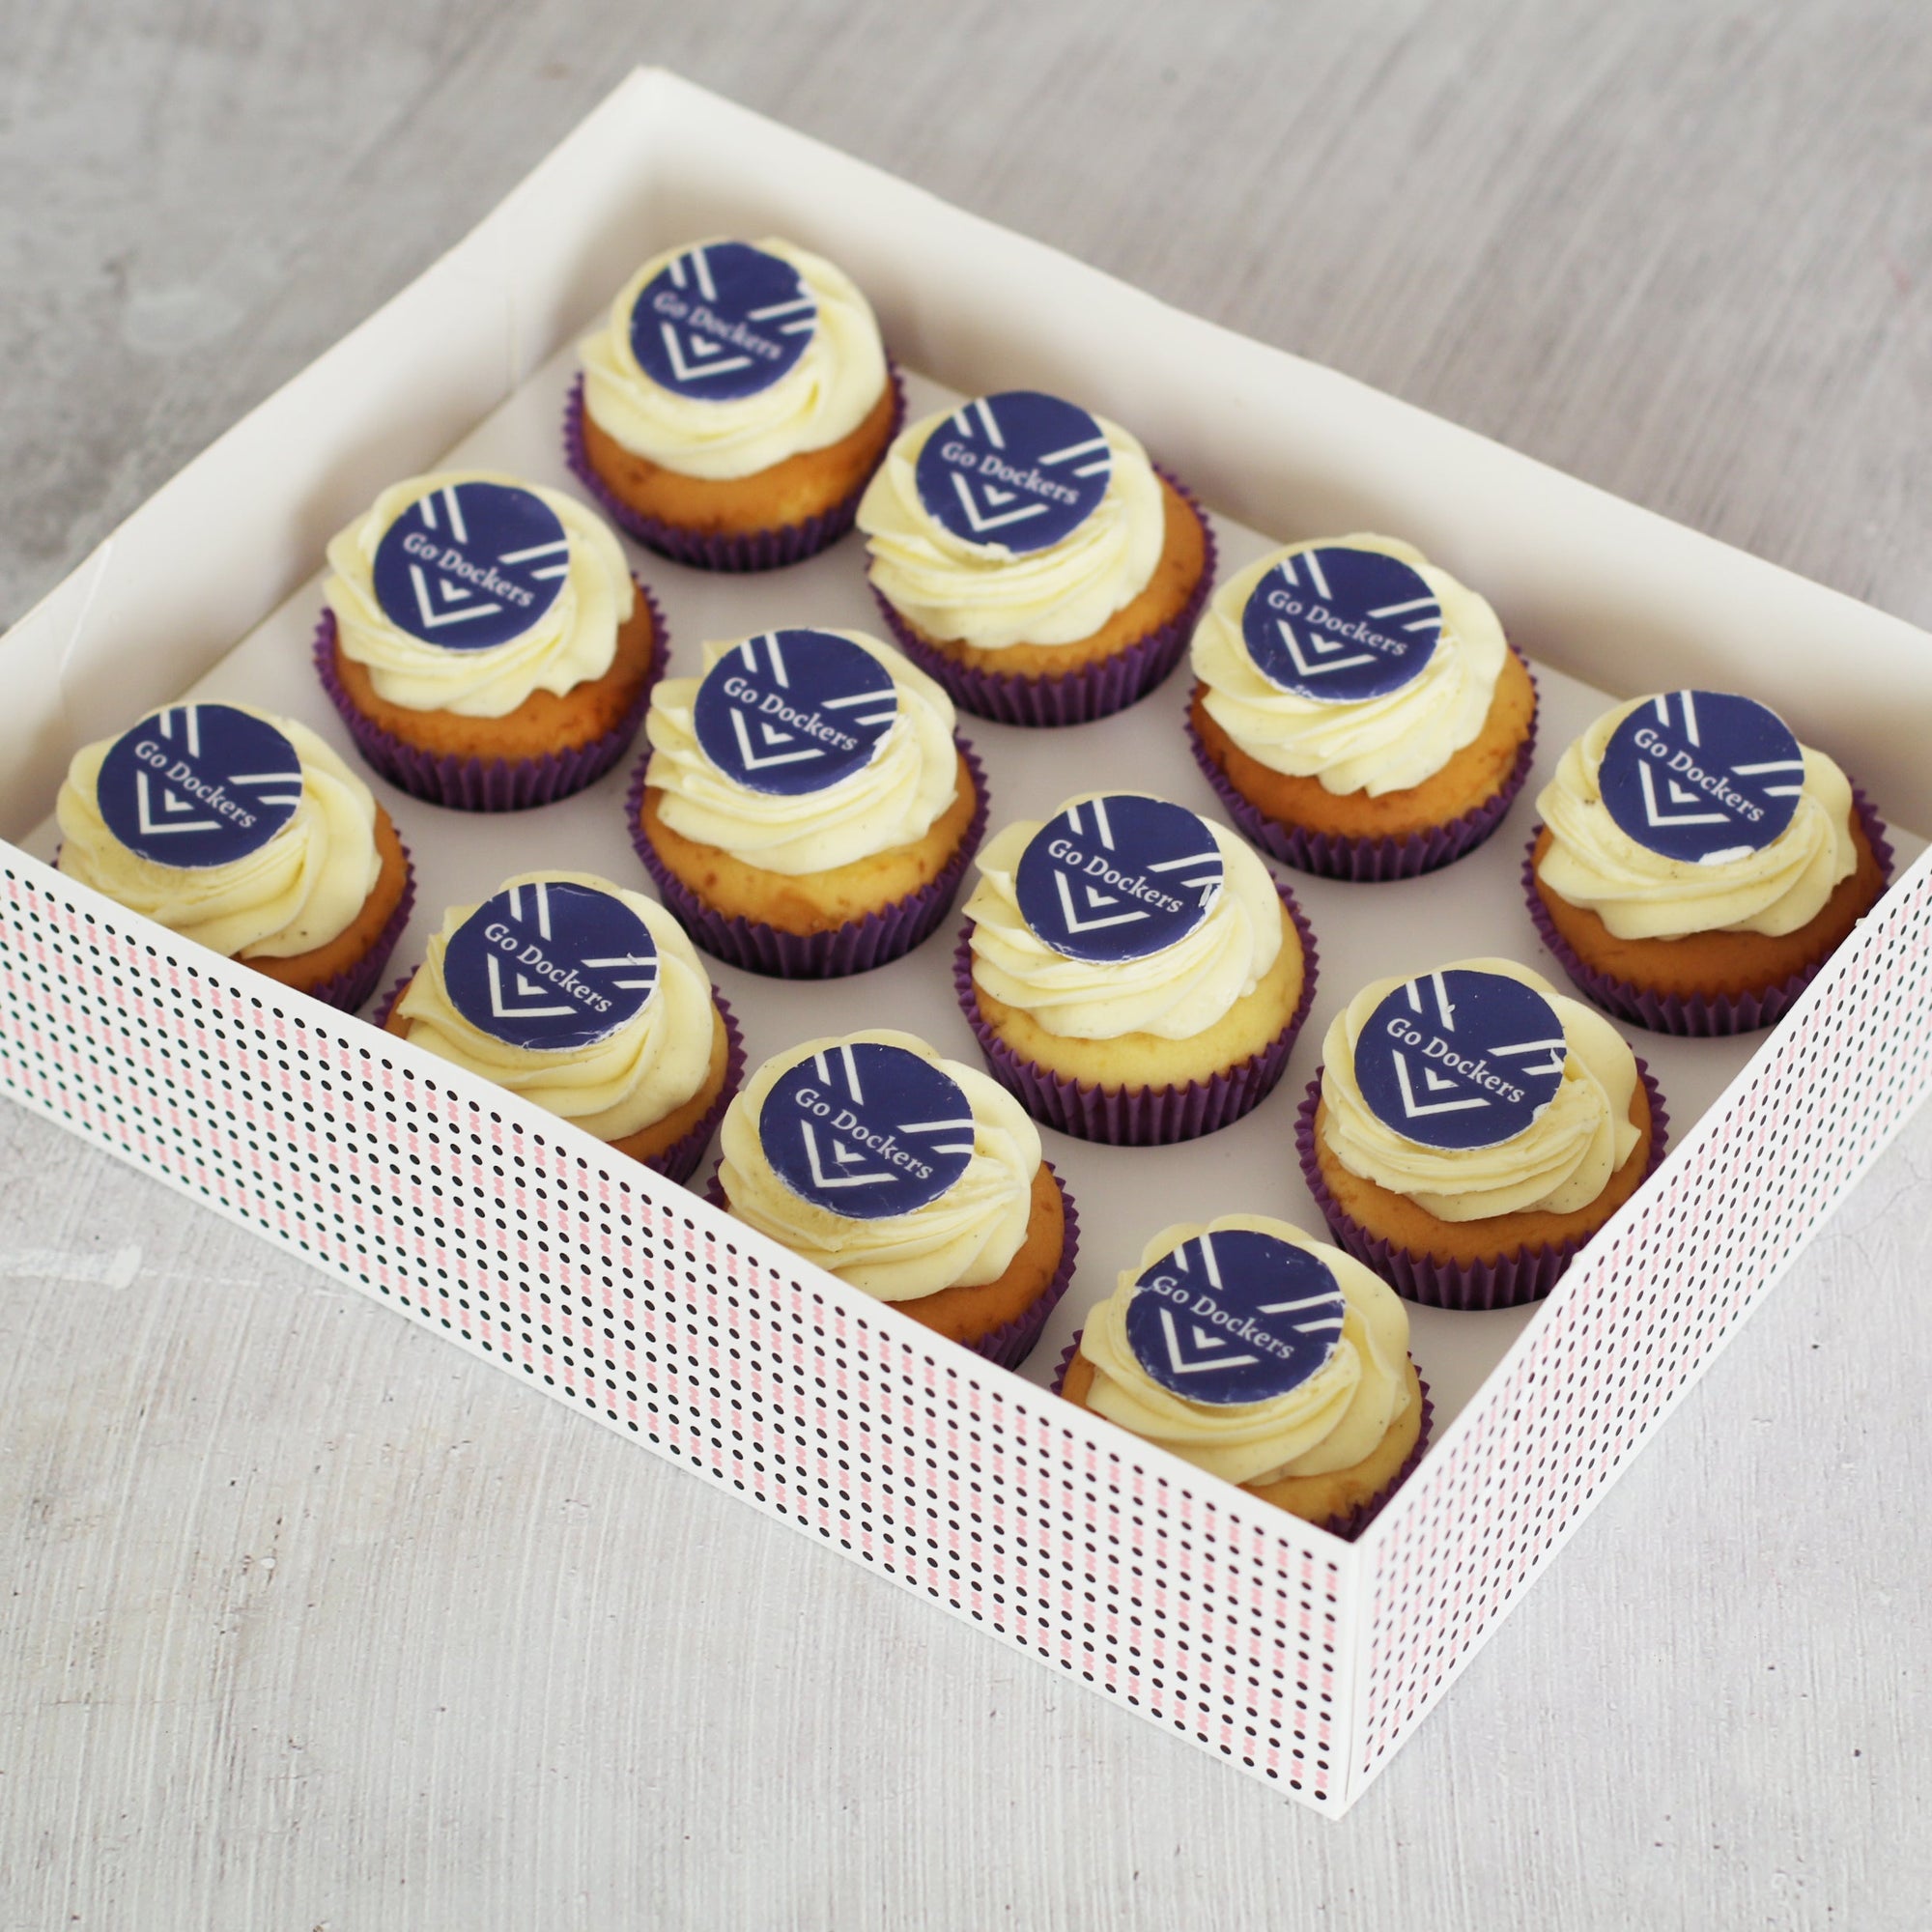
[[485, 955, 577, 1019], [658, 321, 753, 383], [409, 563, 501, 630], [728, 708, 826, 772], [1052, 868, 1149, 935], [1157, 1307, 1260, 1377], [948, 470, 1050, 534], [1274, 619, 1378, 679], [1390, 1052, 1492, 1119]]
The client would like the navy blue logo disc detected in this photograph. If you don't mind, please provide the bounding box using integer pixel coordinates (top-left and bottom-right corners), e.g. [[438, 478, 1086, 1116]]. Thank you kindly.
[[372, 481, 570, 651], [1239, 546, 1441, 702], [97, 703, 303, 868], [1014, 795, 1224, 964], [761, 1041, 977, 1219], [914, 391, 1112, 553], [1355, 969, 1568, 1151], [442, 879, 659, 1052], [694, 631, 899, 796], [1125, 1229, 1348, 1406], [629, 242, 817, 400], [1600, 691, 1806, 864]]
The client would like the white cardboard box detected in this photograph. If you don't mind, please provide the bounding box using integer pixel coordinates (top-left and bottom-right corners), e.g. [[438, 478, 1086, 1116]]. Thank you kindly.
[[2, 70, 1929, 1815]]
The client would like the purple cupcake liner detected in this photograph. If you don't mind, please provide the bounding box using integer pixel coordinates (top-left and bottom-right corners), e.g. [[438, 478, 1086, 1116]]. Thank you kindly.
[[312, 580, 668, 811], [563, 368, 906, 573], [867, 469, 1218, 728], [1520, 786, 1896, 1037], [293, 828, 415, 1014], [1184, 658, 1540, 881], [1049, 1336, 1434, 1542], [1293, 1061, 1671, 1311], [624, 737, 991, 980], [952, 879, 1318, 1146]]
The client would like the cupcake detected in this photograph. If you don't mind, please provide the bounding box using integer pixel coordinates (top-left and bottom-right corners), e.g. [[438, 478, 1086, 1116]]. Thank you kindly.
[[318, 470, 661, 811], [381, 871, 739, 1186], [1526, 689, 1890, 1034], [714, 1030, 1078, 1369], [628, 625, 987, 978], [1056, 1214, 1430, 1536], [55, 699, 412, 1012], [858, 390, 1214, 726], [1186, 534, 1537, 879], [1296, 957, 1665, 1309], [955, 791, 1315, 1144], [567, 238, 897, 570]]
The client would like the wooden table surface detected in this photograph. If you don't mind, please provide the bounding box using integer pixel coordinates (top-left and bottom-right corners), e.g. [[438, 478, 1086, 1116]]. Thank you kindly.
[[4, 3, 1929, 1925]]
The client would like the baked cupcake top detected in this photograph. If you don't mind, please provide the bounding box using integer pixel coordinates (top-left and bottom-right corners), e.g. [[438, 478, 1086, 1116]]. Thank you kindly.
[[643, 627, 961, 875], [1320, 957, 1640, 1222], [1535, 689, 1858, 940], [56, 700, 380, 960], [578, 238, 888, 479], [857, 391, 1166, 650], [1075, 1214, 1412, 1488], [1190, 534, 1508, 795], [392, 871, 715, 1141], [324, 470, 635, 720], [718, 1030, 1041, 1301], [962, 792, 1282, 1039]]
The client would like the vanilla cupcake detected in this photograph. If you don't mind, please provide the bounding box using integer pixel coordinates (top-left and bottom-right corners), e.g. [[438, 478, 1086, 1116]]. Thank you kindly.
[[318, 469, 662, 810], [57, 700, 412, 1011], [628, 626, 987, 978], [714, 1030, 1078, 1368], [1296, 957, 1666, 1309], [382, 871, 739, 1185], [859, 391, 1213, 725], [955, 792, 1315, 1144], [567, 238, 898, 570], [1056, 1215, 1430, 1536], [1526, 690, 1890, 1034], [1186, 535, 1536, 879]]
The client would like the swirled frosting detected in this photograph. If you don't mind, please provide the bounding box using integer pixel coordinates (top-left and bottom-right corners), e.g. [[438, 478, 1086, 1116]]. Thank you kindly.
[[644, 631, 961, 876], [718, 1030, 1041, 1302], [1078, 1216, 1413, 1486], [392, 873, 716, 1142], [324, 470, 634, 720], [962, 802, 1283, 1040], [1536, 697, 1857, 939], [56, 709, 380, 960], [1321, 957, 1641, 1222], [1192, 534, 1507, 796], [579, 238, 888, 479], [857, 408, 1165, 650]]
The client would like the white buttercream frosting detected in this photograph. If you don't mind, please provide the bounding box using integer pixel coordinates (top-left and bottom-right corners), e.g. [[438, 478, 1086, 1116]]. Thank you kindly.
[[857, 406, 1166, 650], [1320, 957, 1641, 1222], [579, 238, 888, 480]]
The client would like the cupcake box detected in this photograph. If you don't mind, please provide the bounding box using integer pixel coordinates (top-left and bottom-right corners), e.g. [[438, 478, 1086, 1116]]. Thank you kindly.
[[2, 71, 1930, 1816]]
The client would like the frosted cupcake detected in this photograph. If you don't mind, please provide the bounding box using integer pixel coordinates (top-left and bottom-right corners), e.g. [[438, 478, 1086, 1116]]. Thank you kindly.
[[859, 390, 1214, 726], [381, 871, 739, 1186], [56, 700, 412, 1011], [318, 470, 662, 810], [568, 238, 898, 570], [1186, 535, 1537, 879], [955, 792, 1315, 1144], [628, 626, 987, 978], [1526, 690, 1890, 1034], [1056, 1215, 1430, 1537], [1296, 957, 1665, 1309], [714, 1030, 1078, 1368]]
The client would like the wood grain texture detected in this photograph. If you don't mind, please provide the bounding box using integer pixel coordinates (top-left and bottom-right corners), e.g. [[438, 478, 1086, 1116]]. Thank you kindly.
[[2, 2, 1929, 1925]]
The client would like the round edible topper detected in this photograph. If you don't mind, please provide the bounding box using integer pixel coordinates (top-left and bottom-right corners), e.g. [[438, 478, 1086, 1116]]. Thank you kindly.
[[1354, 968, 1569, 1151], [1239, 545, 1442, 703], [760, 1040, 977, 1220], [1599, 690, 1807, 865], [96, 703, 303, 869], [628, 241, 817, 401], [1125, 1228, 1349, 1406], [1014, 794, 1225, 965], [371, 480, 571, 652], [442, 879, 659, 1053], [914, 390, 1113, 554], [693, 631, 899, 796]]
